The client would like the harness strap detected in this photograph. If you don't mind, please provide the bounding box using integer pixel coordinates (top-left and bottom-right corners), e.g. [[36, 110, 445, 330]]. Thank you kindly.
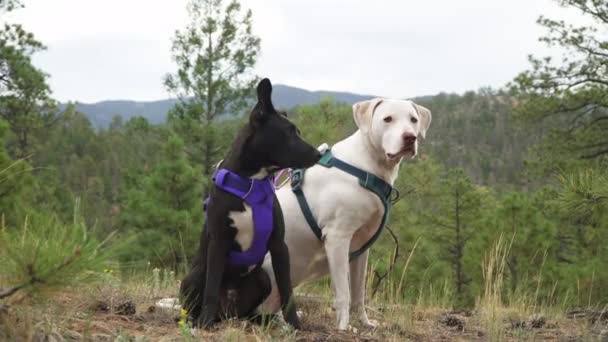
[[291, 169, 323, 240], [292, 149, 394, 260]]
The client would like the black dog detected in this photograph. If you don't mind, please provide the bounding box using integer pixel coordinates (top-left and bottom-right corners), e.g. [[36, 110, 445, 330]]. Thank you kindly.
[[180, 78, 321, 329]]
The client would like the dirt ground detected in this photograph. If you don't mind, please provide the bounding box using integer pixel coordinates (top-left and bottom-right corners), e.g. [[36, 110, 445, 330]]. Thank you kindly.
[[1, 286, 607, 341]]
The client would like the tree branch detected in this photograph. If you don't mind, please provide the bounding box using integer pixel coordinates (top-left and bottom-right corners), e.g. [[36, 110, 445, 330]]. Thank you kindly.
[[582, 148, 608, 159], [370, 226, 400, 299]]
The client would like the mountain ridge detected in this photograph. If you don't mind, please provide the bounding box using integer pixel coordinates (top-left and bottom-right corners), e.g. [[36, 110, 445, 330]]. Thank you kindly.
[[61, 84, 396, 128]]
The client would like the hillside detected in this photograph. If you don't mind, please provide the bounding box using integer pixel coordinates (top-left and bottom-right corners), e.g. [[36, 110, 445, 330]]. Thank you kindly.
[[60, 86, 531, 187]]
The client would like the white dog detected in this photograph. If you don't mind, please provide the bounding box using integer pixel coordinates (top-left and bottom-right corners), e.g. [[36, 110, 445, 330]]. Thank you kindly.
[[259, 98, 432, 330]]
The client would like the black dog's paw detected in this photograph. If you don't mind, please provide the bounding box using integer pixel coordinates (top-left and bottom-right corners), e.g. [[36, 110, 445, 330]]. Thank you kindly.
[[194, 314, 216, 329], [284, 310, 301, 330]]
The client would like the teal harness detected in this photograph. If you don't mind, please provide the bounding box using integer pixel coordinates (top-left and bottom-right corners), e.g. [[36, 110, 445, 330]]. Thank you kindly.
[[290, 149, 395, 260]]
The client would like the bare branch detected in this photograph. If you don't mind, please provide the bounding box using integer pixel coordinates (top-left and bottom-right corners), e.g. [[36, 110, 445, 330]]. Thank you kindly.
[[370, 226, 400, 299], [582, 148, 608, 159]]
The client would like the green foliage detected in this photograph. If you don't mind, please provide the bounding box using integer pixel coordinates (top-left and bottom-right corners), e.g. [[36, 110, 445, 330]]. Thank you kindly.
[[120, 134, 203, 268], [292, 97, 356, 145], [554, 168, 608, 302], [0, 118, 33, 224], [508, 0, 608, 304], [0, 207, 118, 300], [557, 169, 608, 219], [512, 0, 608, 174], [416, 90, 533, 187]]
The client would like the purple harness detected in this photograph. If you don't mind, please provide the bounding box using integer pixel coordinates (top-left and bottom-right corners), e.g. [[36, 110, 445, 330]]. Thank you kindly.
[[205, 169, 274, 266]]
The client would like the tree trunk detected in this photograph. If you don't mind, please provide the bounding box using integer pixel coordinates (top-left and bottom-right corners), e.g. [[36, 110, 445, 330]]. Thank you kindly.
[[454, 190, 465, 298]]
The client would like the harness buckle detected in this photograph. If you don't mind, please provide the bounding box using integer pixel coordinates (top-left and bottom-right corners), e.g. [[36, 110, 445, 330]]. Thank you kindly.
[[318, 150, 334, 167], [291, 169, 304, 191]]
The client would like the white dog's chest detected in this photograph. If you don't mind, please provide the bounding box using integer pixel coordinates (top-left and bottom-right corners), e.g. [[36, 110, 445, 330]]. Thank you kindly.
[[350, 214, 384, 250], [228, 205, 254, 251]]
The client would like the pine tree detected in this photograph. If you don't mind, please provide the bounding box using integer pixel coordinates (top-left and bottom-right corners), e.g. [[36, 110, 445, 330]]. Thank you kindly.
[[426, 168, 488, 305], [0, 0, 59, 159], [512, 0, 608, 173], [165, 0, 261, 180], [121, 134, 203, 268]]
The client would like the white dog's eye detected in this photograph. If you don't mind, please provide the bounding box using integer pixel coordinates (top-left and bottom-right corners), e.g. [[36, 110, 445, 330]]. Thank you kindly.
[[410, 117, 418, 124], [383, 116, 393, 123]]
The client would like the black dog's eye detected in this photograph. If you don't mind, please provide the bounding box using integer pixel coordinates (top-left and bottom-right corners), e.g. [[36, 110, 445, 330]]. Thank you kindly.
[[290, 125, 300, 135], [411, 117, 418, 124], [383, 116, 393, 123]]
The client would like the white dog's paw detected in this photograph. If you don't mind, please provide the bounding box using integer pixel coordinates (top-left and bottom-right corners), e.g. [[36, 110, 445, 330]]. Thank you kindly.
[[353, 306, 377, 329], [336, 309, 350, 331], [360, 318, 378, 329]]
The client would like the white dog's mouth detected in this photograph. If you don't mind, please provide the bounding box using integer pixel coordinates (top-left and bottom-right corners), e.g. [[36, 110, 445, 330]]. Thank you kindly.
[[386, 147, 416, 160]]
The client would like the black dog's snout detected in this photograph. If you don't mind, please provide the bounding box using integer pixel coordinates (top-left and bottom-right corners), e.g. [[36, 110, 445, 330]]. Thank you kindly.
[[314, 150, 322, 161]]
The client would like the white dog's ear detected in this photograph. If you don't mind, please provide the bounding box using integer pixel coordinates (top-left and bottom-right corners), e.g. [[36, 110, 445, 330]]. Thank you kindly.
[[353, 98, 383, 134], [412, 102, 432, 140]]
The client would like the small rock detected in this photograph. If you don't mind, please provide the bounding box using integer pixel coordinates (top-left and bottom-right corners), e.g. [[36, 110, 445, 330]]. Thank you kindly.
[[439, 314, 465, 330], [90, 300, 110, 313], [591, 311, 608, 324], [115, 301, 136, 316], [529, 314, 546, 329], [511, 320, 526, 329]]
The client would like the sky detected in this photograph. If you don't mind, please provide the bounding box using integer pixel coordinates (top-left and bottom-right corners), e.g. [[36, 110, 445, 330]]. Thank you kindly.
[[7, 0, 586, 103]]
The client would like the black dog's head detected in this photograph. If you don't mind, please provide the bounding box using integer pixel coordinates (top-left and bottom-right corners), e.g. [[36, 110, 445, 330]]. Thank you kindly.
[[245, 78, 321, 172]]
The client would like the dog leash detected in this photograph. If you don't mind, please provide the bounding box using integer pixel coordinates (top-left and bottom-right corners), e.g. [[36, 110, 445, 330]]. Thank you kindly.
[[289, 149, 395, 260]]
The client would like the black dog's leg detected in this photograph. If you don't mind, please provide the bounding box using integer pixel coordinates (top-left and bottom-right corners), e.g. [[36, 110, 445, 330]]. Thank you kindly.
[[234, 267, 272, 319], [180, 223, 210, 322], [269, 241, 300, 328], [268, 200, 300, 329], [197, 238, 228, 328], [180, 264, 206, 321]]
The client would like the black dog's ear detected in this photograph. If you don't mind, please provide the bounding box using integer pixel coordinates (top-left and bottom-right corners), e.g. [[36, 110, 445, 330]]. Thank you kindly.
[[257, 78, 272, 105], [251, 78, 275, 124]]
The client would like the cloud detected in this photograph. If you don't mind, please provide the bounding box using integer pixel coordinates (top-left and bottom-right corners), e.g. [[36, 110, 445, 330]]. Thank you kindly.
[[7, 0, 588, 102]]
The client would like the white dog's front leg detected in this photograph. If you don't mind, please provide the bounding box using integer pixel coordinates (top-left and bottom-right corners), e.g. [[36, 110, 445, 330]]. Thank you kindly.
[[349, 250, 377, 328], [324, 231, 351, 330]]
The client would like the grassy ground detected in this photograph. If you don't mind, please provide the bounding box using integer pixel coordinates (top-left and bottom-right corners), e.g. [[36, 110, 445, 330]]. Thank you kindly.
[[1, 269, 606, 342]]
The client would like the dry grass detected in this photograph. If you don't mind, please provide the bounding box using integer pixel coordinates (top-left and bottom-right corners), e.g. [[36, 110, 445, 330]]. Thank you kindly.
[[1, 266, 606, 341]]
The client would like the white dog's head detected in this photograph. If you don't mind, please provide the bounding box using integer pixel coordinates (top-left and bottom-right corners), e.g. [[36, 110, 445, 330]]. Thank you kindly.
[[353, 98, 431, 162]]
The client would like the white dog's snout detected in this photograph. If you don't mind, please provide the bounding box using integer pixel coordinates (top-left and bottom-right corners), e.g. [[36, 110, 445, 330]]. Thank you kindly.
[[317, 143, 329, 153]]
